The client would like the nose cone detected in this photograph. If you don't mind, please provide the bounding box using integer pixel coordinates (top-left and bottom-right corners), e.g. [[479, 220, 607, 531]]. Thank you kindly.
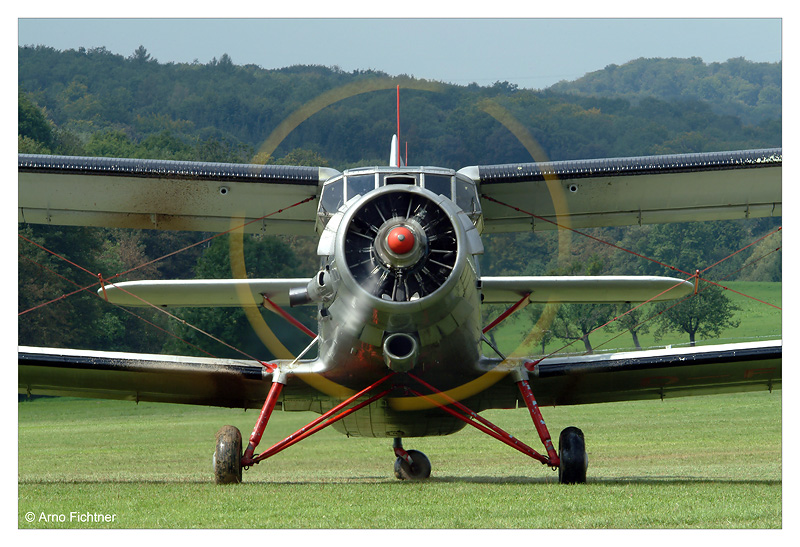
[[387, 226, 415, 254]]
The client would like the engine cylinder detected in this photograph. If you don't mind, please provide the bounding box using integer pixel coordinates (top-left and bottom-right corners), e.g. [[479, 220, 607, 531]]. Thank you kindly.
[[339, 186, 459, 304]]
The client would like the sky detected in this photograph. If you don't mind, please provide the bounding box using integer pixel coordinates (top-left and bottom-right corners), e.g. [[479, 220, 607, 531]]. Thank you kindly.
[[17, 16, 783, 90]]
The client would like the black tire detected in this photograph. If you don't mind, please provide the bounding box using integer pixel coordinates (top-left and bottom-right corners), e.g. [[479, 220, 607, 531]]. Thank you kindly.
[[393, 449, 432, 480], [214, 425, 243, 484], [558, 426, 588, 484]]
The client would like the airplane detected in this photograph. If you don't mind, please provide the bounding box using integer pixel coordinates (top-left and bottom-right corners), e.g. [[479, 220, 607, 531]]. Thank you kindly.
[[18, 91, 782, 484]]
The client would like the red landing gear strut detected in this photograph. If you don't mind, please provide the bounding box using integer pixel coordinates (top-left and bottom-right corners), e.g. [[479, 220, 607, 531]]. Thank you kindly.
[[213, 368, 587, 484], [404, 371, 561, 468], [511, 368, 587, 484]]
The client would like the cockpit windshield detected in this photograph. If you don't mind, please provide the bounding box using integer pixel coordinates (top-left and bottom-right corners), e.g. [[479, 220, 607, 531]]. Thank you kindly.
[[317, 168, 482, 231], [346, 174, 376, 200], [424, 174, 451, 199]]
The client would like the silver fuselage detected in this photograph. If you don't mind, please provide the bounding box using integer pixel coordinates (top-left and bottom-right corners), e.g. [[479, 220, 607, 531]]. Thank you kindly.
[[303, 168, 492, 436]]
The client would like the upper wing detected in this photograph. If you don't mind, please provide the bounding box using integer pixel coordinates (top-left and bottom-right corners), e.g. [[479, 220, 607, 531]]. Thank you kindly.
[[20, 149, 781, 235], [18, 154, 340, 235], [464, 148, 782, 233]]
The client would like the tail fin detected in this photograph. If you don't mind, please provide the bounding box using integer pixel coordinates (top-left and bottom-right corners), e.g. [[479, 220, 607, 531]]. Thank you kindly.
[[389, 85, 405, 167], [390, 135, 405, 167]]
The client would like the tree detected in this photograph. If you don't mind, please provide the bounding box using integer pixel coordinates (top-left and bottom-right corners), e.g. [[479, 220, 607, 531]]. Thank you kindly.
[[138, 130, 193, 159], [19, 225, 112, 349], [548, 258, 616, 354], [610, 303, 652, 350], [611, 220, 749, 280], [130, 45, 153, 64], [18, 225, 173, 353], [501, 302, 556, 357], [276, 148, 330, 167], [18, 91, 54, 149], [19, 90, 85, 155], [194, 132, 252, 163], [551, 302, 615, 354], [84, 129, 137, 157], [654, 285, 741, 346], [18, 135, 50, 154], [218, 53, 234, 68]]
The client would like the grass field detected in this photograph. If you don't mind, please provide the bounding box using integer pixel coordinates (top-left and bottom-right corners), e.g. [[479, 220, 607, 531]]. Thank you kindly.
[[18, 389, 781, 529]]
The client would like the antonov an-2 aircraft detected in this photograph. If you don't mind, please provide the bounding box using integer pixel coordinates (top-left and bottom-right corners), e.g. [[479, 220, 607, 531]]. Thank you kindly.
[[18, 125, 781, 484]]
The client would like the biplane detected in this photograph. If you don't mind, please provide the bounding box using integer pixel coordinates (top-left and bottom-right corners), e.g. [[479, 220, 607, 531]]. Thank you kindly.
[[18, 92, 782, 484]]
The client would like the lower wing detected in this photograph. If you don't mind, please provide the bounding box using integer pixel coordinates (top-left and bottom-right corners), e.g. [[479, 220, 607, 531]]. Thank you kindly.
[[19, 340, 780, 410]]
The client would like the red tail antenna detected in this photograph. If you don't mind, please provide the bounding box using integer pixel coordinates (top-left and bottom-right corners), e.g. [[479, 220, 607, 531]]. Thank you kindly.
[[396, 85, 401, 167]]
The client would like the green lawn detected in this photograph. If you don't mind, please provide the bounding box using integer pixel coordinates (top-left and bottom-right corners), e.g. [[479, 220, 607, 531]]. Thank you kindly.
[[19, 390, 781, 528]]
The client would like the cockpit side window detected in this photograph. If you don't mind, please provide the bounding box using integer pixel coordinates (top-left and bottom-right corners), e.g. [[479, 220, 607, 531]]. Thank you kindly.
[[320, 177, 344, 216], [424, 174, 452, 200], [455, 179, 480, 214]]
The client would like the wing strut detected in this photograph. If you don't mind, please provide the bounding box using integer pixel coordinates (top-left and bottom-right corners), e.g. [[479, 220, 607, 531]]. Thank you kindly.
[[261, 296, 316, 339], [404, 371, 559, 467], [239, 372, 397, 468], [483, 292, 531, 333]]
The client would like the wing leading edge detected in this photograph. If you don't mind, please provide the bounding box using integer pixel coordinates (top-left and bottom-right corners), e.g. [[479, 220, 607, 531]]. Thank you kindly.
[[481, 276, 693, 303], [99, 278, 312, 308], [468, 148, 781, 233]]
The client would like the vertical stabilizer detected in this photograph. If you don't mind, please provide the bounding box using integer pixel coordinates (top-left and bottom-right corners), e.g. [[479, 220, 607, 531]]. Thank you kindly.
[[390, 135, 404, 167], [389, 86, 405, 167]]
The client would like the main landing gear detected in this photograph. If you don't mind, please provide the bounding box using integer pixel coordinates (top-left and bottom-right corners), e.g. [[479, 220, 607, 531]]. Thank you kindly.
[[558, 426, 588, 484], [212, 368, 587, 484], [213, 425, 243, 484]]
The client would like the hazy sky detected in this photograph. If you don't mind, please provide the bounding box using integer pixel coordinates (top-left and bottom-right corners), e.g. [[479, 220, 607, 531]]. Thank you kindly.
[[18, 17, 782, 90]]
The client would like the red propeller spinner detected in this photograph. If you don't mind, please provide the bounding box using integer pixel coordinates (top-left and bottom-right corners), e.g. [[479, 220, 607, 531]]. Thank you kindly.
[[387, 226, 415, 254]]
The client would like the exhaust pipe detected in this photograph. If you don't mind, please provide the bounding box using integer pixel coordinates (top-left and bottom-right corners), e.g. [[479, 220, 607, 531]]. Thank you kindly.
[[382, 333, 419, 372], [289, 270, 337, 307]]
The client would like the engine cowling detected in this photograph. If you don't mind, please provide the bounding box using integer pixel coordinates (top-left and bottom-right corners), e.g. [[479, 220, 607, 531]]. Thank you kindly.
[[342, 187, 459, 302], [314, 184, 484, 373]]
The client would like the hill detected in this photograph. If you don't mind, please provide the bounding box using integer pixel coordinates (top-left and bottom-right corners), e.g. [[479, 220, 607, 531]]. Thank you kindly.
[[548, 57, 781, 125], [19, 46, 780, 169]]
